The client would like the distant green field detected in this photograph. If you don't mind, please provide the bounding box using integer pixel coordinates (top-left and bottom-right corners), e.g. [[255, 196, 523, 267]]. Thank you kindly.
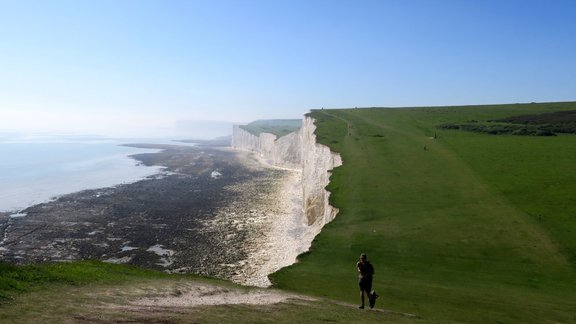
[[239, 119, 301, 137], [271, 102, 576, 323]]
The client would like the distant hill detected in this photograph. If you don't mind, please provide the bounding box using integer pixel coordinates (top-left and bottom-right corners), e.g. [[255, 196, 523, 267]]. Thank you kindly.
[[239, 119, 301, 137]]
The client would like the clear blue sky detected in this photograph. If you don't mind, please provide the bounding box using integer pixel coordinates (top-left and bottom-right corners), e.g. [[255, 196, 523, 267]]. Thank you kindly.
[[1, 0, 575, 137]]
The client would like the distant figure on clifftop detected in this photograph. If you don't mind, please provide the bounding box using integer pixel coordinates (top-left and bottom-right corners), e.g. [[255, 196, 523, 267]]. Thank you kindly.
[[356, 253, 377, 309]]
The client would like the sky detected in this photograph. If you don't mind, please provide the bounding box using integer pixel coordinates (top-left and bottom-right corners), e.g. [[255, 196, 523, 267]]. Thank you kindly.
[[1, 0, 575, 137]]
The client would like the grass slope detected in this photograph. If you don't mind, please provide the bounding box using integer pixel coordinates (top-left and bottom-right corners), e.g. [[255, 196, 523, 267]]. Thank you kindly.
[[0, 262, 410, 323], [0, 261, 169, 301], [271, 102, 576, 323]]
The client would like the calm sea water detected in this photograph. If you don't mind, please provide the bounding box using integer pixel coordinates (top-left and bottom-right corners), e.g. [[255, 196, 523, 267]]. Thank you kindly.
[[0, 133, 167, 212]]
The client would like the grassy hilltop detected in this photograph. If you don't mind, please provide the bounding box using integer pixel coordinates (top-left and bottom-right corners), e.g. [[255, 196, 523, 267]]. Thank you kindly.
[[271, 102, 576, 322]]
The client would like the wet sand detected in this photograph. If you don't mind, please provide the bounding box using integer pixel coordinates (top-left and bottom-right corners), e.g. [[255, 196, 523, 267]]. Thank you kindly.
[[0, 143, 304, 286]]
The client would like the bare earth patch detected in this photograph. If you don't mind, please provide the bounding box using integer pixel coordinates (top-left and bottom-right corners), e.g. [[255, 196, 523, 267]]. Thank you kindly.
[[130, 283, 314, 308], [93, 280, 416, 322], [93, 279, 317, 318]]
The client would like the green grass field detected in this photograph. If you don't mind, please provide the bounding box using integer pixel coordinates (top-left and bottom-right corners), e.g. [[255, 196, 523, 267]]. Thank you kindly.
[[271, 102, 576, 323], [2, 102, 576, 323]]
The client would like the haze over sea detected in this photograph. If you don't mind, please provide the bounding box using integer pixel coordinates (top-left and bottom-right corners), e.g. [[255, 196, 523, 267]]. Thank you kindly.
[[0, 132, 169, 213]]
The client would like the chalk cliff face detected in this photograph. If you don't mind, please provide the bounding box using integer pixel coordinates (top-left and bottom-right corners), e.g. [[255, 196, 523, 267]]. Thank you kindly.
[[231, 126, 302, 170], [300, 117, 343, 226], [231, 117, 342, 228]]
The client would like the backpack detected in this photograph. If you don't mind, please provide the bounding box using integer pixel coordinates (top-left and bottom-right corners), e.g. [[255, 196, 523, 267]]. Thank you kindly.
[[360, 261, 374, 276], [366, 261, 375, 275]]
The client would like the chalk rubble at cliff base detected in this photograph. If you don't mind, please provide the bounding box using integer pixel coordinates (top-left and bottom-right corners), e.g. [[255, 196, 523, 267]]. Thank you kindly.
[[230, 117, 343, 286], [227, 168, 312, 287]]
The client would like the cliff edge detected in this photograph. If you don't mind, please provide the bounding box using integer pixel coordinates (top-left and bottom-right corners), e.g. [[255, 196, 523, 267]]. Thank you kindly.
[[231, 116, 342, 235]]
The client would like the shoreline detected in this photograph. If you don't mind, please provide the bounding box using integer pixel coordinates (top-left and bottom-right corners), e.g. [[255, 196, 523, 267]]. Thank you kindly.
[[0, 143, 166, 213], [0, 143, 309, 287], [0, 145, 260, 271]]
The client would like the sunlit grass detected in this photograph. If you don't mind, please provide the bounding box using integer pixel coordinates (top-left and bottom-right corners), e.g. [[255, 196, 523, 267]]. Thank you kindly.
[[271, 102, 576, 323]]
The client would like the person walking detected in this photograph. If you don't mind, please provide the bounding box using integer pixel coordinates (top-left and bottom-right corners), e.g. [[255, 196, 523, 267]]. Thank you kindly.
[[356, 253, 375, 309]]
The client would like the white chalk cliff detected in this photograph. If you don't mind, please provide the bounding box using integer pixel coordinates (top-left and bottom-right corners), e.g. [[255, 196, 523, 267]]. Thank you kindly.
[[231, 116, 342, 233]]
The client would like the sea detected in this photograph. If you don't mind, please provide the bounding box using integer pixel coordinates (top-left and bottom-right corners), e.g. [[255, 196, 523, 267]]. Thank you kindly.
[[0, 132, 173, 213]]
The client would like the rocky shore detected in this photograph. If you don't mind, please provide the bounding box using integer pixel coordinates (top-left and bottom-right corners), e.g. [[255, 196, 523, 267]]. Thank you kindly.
[[0, 143, 304, 286]]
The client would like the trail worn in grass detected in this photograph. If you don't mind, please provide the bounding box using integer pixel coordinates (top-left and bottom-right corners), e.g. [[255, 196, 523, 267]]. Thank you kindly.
[[271, 102, 576, 323], [0, 269, 414, 323]]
